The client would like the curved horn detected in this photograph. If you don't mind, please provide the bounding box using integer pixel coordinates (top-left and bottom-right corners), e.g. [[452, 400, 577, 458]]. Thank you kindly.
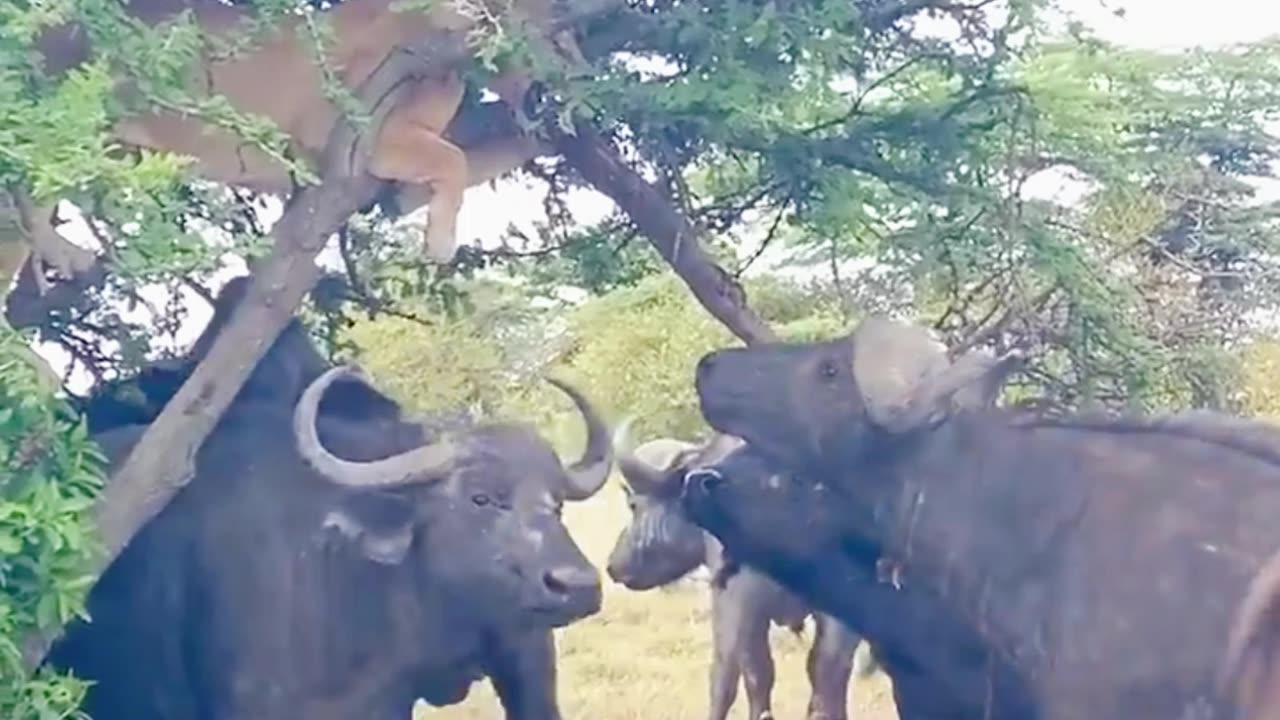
[[849, 315, 951, 433], [613, 417, 664, 494], [544, 376, 614, 501], [294, 366, 461, 489], [613, 417, 697, 495]]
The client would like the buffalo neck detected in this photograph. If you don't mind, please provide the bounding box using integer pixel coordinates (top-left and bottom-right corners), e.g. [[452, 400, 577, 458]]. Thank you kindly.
[[850, 410, 1076, 680]]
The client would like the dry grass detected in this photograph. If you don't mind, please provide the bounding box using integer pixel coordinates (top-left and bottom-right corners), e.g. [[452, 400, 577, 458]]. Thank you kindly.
[[422, 480, 900, 720]]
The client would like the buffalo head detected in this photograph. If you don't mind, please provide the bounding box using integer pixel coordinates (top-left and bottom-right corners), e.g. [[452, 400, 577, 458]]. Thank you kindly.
[[294, 365, 613, 629], [604, 423, 742, 589], [681, 445, 857, 580], [694, 315, 1022, 473]]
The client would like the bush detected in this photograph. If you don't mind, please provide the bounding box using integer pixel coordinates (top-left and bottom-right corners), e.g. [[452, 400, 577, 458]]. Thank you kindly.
[[346, 272, 853, 450], [0, 326, 104, 720]]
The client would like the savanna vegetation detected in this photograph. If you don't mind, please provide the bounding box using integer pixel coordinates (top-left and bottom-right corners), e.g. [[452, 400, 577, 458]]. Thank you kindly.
[[1, 0, 1279, 716]]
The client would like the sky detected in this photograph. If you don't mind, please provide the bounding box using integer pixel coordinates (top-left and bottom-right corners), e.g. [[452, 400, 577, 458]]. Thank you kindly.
[[32, 0, 1280, 392]]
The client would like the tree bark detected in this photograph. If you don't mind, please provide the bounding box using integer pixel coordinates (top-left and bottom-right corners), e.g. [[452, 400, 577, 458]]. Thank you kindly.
[[552, 123, 777, 346]]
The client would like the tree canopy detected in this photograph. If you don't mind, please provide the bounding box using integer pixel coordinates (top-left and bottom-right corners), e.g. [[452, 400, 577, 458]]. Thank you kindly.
[[1, 0, 1279, 714]]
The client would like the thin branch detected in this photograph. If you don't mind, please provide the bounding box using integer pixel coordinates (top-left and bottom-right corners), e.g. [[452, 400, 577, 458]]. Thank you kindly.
[[734, 198, 790, 279], [485, 231, 577, 258], [951, 282, 1061, 357], [181, 276, 215, 306], [803, 52, 949, 136], [828, 234, 855, 323], [699, 179, 784, 233]]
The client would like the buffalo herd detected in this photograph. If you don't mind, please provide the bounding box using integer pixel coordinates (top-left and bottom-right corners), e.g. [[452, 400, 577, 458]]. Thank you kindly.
[[43, 284, 1280, 720]]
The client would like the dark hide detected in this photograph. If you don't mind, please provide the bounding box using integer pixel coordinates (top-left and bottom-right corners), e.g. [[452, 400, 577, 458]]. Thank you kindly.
[[606, 432, 868, 720], [694, 317, 1280, 720], [77, 275, 402, 434], [681, 443, 1038, 720], [49, 326, 612, 720]]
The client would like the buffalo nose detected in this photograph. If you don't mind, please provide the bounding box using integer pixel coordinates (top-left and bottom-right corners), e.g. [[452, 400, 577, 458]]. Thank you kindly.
[[604, 560, 627, 584], [686, 467, 724, 494], [543, 565, 601, 602]]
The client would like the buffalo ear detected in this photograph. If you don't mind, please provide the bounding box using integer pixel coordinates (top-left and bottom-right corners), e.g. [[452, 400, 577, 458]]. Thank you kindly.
[[850, 316, 951, 433], [322, 491, 416, 565], [947, 351, 1024, 411]]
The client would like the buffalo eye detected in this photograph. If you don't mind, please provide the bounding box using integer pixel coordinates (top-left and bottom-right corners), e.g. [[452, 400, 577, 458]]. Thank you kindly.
[[472, 494, 491, 507], [818, 359, 839, 380]]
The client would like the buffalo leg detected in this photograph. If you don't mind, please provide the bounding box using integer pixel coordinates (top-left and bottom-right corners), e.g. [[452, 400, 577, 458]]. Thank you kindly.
[[486, 630, 562, 720], [732, 593, 776, 720], [805, 613, 858, 720], [709, 586, 743, 720]]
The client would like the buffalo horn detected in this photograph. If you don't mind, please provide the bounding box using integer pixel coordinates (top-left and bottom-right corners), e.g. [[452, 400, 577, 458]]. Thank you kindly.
[[850, 315, 951, 433], [613, 418, 702, 495], [543, 376, 614, 501], [294, 365, 461, 488], [613, 417, 666, 495]]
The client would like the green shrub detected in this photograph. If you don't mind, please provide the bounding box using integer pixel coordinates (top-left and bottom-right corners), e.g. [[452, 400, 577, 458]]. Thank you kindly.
[[0, 326, 104, 719]]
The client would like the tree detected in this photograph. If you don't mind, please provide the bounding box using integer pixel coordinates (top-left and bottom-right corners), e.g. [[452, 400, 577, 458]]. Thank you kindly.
[[515, 9, 1280, 413], [1, 0, 625, 676], [4, 0, 1280, 707]]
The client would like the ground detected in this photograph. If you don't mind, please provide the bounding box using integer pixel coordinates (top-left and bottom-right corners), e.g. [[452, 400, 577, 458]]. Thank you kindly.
[[419, 479, 901, 719]]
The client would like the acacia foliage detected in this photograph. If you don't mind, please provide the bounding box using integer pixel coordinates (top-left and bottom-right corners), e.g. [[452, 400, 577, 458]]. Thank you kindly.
[[0, 328, 102, 719], [344, 272, 851, 448], [510, 3, 1280, 413], [2, 0, 1280, 709]]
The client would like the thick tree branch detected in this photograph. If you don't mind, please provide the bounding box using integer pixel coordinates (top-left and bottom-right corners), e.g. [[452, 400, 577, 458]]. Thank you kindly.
[[552, 123, 777, 345]]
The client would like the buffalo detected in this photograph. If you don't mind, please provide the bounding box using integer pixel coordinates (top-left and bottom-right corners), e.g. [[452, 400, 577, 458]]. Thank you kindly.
[[1220, 545, 1280, 720], [680, 442, 1038, 720], [691, 314, 1280, 719], [48, 281, 617, 719], [605, 426, 875, 720]]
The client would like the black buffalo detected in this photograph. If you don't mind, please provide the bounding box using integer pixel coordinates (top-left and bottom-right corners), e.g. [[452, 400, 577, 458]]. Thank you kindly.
[[605, 426, 874, 720], [77, 275, 395, 435], [692, 314, 1280, 720], [680, 443, 1037, 720], [48, 281, 617, 719]]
